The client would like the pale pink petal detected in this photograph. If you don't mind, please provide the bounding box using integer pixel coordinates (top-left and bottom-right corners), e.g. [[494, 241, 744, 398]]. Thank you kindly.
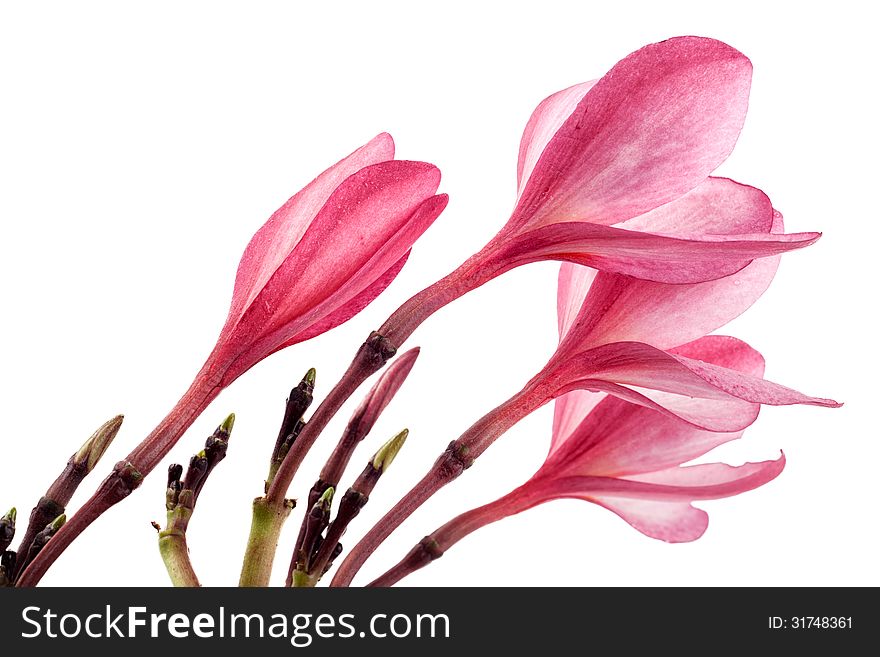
[[588, 341, 837, 407], [516, 81, 596, 197], [551, 339, 839, 430], [226, 133, 395, 328], [669, 335, 765, 377], [551, 336, 765, 436], [561, 245, 779, 351], [547, 394, 746, 478], [531, 456, 785, 542], [562, 379, 759, 432], [554, 179, 782, 346], [617, 177, 774, 235], [556, 261, 597, 340], [623, 458, 785, 491], [549, 388, 605, 457], [510, 37, 753, 230], [588, 497, 709, 542], [494, 220, 818, 284]]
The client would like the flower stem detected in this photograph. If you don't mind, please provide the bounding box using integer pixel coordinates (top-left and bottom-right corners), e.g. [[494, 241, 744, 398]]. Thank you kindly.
[[368, 487, 535, 586], [264, 333, 397, 509], [239, 496, 294, 587], [379, 245, 504, 347], [158, 507, 199, 587], [330, 384, 546, 586]]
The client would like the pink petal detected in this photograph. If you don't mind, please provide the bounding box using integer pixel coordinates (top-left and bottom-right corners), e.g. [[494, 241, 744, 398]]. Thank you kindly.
[[494, 218, 818, 284], [516, 81, 596, 197], [623, 458, 785, 491], [549, 388, 605, 457], [266, 161, 442, 327], [552, 338, 839, 431], [276, 253, 410, 349], [669, 335, 765, 377], [547, 394, 746, 478], [218, 174, 445, 384], [559, 239, 780, 351], [554, 178, 779, 343], [286, 193, 449, 343], [510, 37, 753, 230], [556, 259, 597, 340], [226, 133, 395, 329], [566, 379, 759, 432], [531, 455, 785, 542], [550, 337, 764, 438], [588, 497, 709, 542], [618, 177, 774, 235]]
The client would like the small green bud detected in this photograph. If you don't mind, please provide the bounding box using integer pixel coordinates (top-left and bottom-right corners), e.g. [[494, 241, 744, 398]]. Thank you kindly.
[[73, 415, 124, 472], [372, 429, 409, 472]]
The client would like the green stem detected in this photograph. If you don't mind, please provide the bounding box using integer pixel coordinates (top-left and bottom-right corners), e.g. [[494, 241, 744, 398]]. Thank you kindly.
[[158, 521, 199, 587], [291, 569, 316, 588], [157, 492, 200, 587], [239, 496, 294, 587]]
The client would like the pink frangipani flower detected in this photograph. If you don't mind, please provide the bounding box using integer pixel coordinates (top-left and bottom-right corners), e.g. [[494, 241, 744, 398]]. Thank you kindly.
[[370, 383, 785, 585], [380, 36, 818, 346], [460, 206, 838, 462], [129, 133, 446, 474], [17, 134, 447, 586], [330, 206, 838, 586]]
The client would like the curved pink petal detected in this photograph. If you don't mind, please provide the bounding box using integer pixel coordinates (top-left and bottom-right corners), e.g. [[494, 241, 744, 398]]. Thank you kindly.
[[563, 378, 759, 432], [551, 336, 765, 434], [495, 218, 817, 285], [217, 172, 444, 384], [262, 161, 442, 327], [549, 388, 605, 457], [516, 81, 596, 197], [277, 253, 410, 349], [578, 340, 835, 407], [618, 177, 775, 235], [528, 455, 785, 542], [623, 458, 784, 489], [510, 37, 753, 231], [551, 338, 839, 431], [556, 259, 597, 340], [547, 394, 746, 478], [589, 497, 709, 542], [554, 178, 779, 344], [560, 244, 780, 351], [285, 193, 449, 344], [669, 335, 765, 376], [226, 133, 395, 329]]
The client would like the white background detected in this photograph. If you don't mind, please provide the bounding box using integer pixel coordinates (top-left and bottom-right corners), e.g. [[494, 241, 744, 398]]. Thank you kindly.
[[1, 1, 876, 587]]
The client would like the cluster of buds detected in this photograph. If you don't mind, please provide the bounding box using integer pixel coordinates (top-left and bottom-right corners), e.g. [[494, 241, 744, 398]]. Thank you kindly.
[[290, 430, 408, 587], [2, 417, 122, 586], [155, 414, 235, 587]]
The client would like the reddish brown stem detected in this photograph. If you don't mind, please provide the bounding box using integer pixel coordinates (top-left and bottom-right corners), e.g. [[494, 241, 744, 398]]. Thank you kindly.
[[330, 385, 545, 586], [264, 333, 396, 508]]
